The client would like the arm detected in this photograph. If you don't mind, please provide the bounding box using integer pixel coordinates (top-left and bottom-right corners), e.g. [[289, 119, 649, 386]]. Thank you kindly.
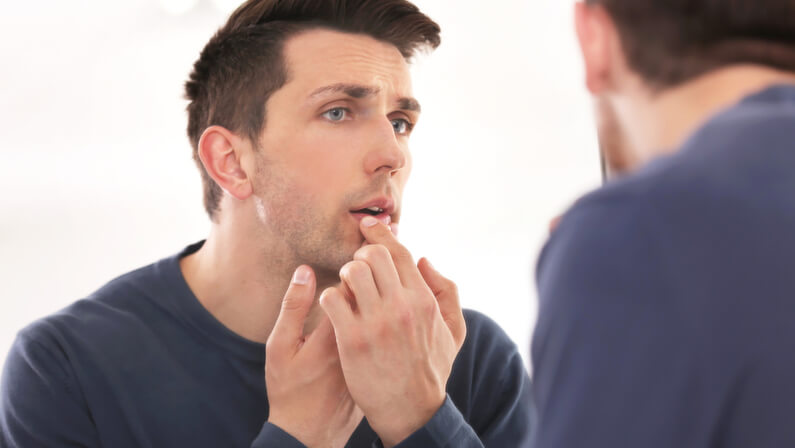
[[532, 201, 699, 448], [1, 333, 101, 447]]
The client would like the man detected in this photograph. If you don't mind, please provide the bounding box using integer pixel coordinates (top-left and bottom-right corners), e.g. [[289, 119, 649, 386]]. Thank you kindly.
[[533, 0, 795, 446], [0, 1, 533, 447]]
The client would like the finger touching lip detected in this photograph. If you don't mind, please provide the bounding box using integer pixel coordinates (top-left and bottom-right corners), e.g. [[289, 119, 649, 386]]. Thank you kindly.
[[351, 211, 392, 226]]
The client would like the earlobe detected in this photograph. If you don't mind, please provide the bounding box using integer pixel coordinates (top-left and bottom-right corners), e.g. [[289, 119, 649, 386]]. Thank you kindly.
[[197, 126, 254, 201]]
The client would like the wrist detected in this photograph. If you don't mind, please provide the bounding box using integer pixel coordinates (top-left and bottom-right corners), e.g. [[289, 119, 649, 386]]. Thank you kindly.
[[373, 394, 446, 448]]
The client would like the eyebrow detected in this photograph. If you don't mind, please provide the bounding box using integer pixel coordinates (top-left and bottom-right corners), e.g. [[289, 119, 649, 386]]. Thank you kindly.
[[398, 97, 422, 113], [309, 83, 422, 113]]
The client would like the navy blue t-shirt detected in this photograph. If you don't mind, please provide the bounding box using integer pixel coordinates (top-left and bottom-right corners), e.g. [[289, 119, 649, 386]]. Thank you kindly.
[[532, 85, 795, 447], [1, 242, 533, 447]]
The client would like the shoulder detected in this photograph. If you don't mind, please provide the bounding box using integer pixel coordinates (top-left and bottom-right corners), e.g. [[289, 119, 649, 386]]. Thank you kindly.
[[534, 176, 684, 352], [453, 309, 528, 392], [538, 180, 661, 291], [687, 89, 795, 154], [460, 309, 519, 360], [12, 258, 171, 364]]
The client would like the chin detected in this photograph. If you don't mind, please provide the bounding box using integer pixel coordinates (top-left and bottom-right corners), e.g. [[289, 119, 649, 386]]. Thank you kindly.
[[311, 243, 361, 278]]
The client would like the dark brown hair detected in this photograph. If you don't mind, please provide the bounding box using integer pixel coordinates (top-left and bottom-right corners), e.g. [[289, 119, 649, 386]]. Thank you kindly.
[[588, 0, 795, 89], [185, 0, 440, 220]]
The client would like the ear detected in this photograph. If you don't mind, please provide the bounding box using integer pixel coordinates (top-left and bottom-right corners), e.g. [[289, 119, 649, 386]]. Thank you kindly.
[[197, 126, 254, 201], [574, 2, 617, 95]]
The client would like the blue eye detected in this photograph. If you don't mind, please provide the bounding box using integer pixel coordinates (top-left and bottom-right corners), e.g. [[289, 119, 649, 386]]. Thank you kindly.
[[322, 107, 348, 122], [391, 118, 413, 135]]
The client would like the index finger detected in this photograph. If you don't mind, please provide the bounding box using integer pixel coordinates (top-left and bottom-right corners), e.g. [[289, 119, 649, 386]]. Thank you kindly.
[[359, 216, 422, 287]]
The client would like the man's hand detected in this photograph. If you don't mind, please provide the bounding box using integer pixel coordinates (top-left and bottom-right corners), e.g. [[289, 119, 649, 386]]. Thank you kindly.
[[320, 217, 467, 448], [266, 266, 363, 448]]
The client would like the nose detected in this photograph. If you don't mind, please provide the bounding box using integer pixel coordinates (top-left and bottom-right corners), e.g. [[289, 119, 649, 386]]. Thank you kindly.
[[363, 119, 407, 176]]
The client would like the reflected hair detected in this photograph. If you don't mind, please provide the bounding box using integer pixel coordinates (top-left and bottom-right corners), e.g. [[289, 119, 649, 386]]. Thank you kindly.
[[587, 0, 795, 89], [184, 0, 440, 220]]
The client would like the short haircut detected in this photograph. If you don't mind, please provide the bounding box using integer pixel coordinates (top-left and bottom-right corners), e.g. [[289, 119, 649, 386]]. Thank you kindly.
[[588, 0, 795, 89], [185, 0, 441, 220]]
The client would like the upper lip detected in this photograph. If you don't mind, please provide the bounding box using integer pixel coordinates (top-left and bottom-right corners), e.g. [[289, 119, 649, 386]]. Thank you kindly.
[[350, 197, 397, 218]]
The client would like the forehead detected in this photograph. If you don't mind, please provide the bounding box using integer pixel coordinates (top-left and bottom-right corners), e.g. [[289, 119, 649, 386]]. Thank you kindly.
[[282, 28, 413, 95]]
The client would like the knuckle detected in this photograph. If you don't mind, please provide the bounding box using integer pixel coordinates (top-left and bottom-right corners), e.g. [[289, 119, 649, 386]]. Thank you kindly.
[[279, 295, 303, 312], [264, 338, 282, 359], [420, 299, 438, 318], [396, 306, 415, 328], [341, 260, 370, 281], [392, 247, 414, 265], [446, 280, 459, 296], [376, 322, 391, 339], [346, 329, 370, 353], [350, 261, 372, 280], [325, 286, 343, 299], [355, 244, 390, 264]]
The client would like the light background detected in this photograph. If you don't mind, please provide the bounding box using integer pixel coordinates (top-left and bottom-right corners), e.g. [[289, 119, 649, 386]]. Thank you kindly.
[[0, 0, 599, 374]]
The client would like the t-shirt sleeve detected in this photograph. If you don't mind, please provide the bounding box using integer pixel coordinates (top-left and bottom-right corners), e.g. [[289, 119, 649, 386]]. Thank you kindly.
[[532, 199, 699, 447], [373, 396, 482, 448], [1, 332, 101, 447], [462, 315, 534, 447], [250, 422, 308, 448], [375, 311, 535, 448]]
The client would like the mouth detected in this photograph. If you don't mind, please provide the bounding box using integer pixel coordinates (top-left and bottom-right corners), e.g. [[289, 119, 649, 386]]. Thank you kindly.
[[349, 198, 396, 226]]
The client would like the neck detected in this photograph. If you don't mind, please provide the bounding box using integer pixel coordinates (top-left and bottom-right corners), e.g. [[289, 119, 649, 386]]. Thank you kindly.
[[179, 215, 333, 344], [620, 65, 795, 163]]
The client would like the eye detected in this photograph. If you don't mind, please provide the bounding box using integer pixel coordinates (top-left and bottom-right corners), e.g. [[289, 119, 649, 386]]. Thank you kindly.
[[391, 118, 413, 136], [322, 107, 349, 122]]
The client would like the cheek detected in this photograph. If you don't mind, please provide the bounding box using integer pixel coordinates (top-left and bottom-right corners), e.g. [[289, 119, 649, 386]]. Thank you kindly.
[[403, 148, 413, 176], [395, 147, 412, 189], [285, 148, 359, 203]]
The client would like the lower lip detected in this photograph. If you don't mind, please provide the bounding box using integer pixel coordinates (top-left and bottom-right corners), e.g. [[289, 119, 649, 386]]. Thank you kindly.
[[350, 212, 392, 226]]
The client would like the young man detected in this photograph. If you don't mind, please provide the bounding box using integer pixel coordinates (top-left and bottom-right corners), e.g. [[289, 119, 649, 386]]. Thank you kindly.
[[0, 1, 533, 447], [533, 0, 795, 446]]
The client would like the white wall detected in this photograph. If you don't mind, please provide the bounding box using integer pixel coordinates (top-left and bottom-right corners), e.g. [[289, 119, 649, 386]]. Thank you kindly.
[[0, 0, 600, 374]]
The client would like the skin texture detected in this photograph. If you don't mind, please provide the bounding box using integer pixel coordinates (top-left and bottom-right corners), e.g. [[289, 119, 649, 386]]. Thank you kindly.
[[265, 267, 363, 448], [321, 217, 466, 447], [179, 29, 466, 447], [247, 30, 416, 280], [573, 1, 795, 178], [181, 29, 418, 343]]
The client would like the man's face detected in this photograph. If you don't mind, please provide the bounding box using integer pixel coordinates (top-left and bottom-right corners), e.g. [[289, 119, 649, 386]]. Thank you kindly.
[[249, 29, 417, 277]]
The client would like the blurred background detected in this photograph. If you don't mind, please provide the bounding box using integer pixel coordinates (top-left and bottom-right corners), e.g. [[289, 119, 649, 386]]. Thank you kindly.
[[0, 0, 599, 373]]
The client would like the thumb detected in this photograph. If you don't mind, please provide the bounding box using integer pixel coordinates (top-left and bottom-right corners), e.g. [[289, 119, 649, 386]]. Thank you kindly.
[[417, 258, 466, 348], [268, 265, 316, 353]]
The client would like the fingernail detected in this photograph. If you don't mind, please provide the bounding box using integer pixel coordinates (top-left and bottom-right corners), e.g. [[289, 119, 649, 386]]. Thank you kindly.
[[292, 265, 311, 285], [389, 222, 399, 236], [424, 258, 435, 271], [362, 216, 378, 227]]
